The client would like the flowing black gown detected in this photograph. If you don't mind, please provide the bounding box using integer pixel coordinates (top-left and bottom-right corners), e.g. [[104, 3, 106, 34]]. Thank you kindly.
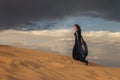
[[72, 30, 88, 64]]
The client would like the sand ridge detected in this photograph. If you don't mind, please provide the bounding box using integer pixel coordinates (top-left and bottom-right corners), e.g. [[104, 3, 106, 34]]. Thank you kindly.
[[0, 45, 120, 80]]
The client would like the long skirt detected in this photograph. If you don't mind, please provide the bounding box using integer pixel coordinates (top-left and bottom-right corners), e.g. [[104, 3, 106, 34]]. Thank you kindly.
[[72, 42, 83, 61]]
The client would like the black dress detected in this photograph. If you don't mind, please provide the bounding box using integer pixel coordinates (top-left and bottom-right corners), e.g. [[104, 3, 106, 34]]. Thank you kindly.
[[72, 30, 83, 60], [72, 30, 88, 64]]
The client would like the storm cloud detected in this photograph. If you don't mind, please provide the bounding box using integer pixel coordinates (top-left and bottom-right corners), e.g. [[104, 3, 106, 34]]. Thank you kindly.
[[0, 0, 120, 29]]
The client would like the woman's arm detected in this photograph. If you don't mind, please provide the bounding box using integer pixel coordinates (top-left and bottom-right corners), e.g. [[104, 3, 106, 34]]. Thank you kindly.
[[75, 30, 81, 43]]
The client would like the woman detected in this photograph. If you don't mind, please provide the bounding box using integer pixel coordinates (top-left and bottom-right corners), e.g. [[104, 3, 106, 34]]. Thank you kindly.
[[72, 24, 88, 65]]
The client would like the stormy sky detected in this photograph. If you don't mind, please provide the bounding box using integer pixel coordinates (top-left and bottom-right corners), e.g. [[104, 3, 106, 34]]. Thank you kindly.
[[0, 0, 120, 30]]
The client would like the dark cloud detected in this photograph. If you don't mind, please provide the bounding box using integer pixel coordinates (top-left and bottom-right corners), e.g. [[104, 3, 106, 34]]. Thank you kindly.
[[12, 22, 57, 31], [0, 0, 120, 30]]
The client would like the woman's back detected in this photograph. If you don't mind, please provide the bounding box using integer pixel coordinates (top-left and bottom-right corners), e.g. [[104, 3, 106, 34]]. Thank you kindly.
[[74, 30, 82, 43]]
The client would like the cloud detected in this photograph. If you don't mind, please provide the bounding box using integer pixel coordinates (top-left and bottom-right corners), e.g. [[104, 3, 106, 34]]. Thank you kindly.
[[0, 0, 120, 29], [0, 29, 74, 54], [0, 29, 120, 56]]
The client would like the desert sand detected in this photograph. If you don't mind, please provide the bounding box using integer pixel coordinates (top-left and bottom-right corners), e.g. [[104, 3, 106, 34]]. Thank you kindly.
[[0, 45, 120, 80]]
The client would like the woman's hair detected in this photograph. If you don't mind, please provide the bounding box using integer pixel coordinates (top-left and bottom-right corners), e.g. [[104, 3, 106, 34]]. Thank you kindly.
[[74, 24, 81, 31]]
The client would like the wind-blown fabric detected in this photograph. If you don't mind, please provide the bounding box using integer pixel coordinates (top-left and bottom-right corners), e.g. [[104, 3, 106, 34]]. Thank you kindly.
[[72, 30, 88, 61]]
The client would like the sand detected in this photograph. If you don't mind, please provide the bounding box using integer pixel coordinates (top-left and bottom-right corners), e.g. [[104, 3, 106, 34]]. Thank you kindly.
[[0, 45, 120, 80]]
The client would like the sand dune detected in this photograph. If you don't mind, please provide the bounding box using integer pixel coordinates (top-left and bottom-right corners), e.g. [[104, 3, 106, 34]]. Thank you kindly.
[[0, 45, 120, 80]]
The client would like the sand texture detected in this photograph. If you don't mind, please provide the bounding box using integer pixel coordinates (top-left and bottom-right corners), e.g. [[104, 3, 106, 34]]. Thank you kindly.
[[0, 45, 120, 80]]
